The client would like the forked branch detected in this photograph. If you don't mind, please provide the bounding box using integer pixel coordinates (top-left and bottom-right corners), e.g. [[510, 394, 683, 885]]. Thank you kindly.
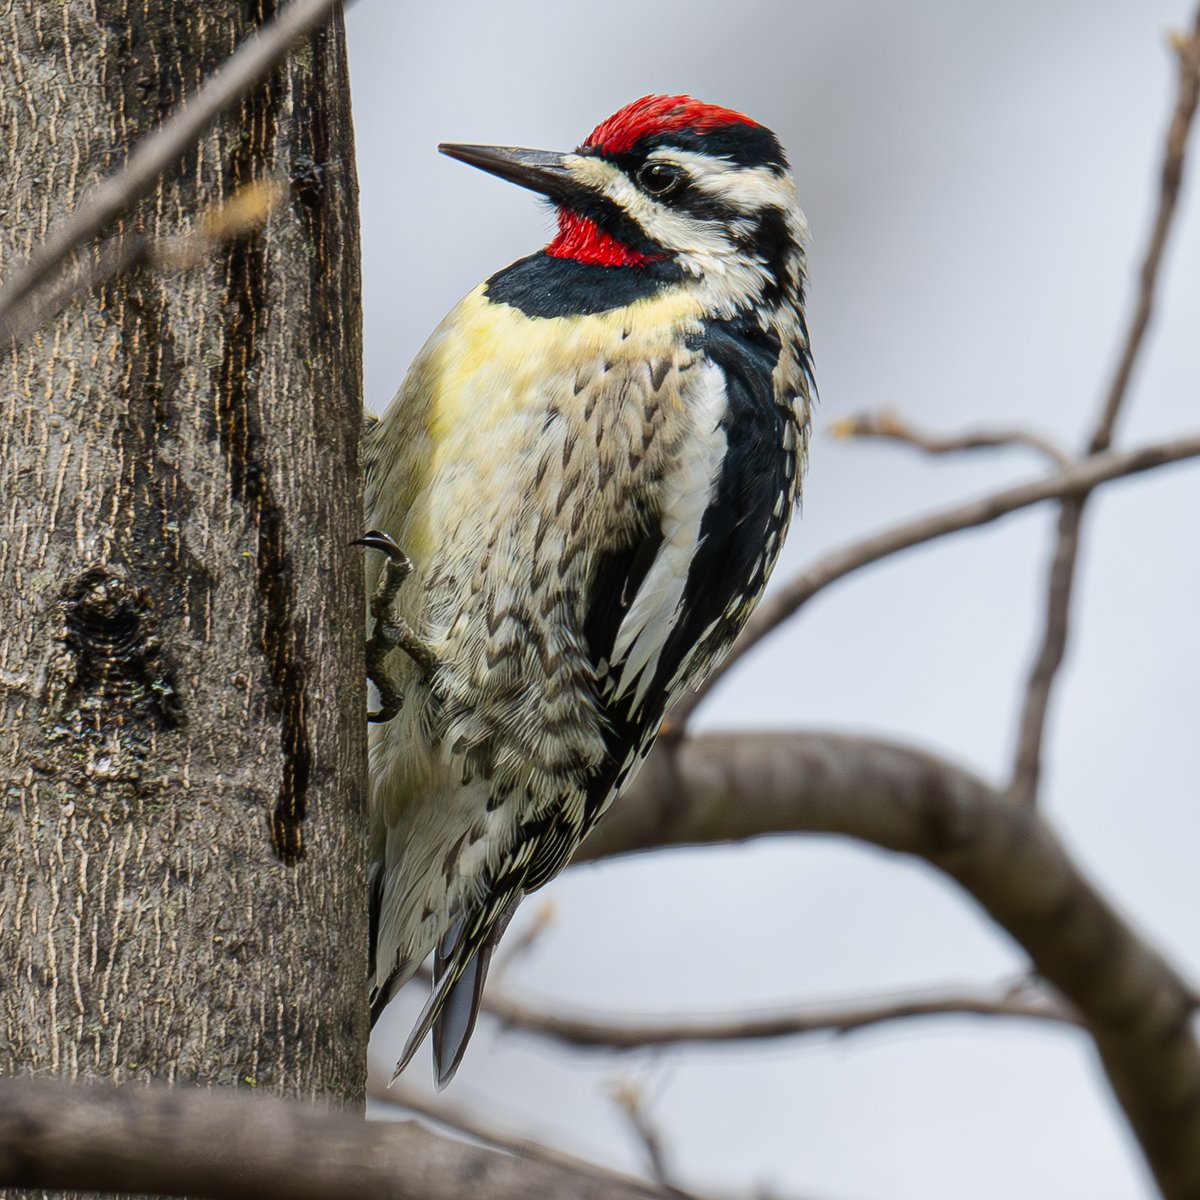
[[578, 729, 1200, 1197]]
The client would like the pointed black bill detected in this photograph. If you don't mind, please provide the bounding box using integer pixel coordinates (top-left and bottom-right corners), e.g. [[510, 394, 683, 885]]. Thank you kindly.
[[439, 143, 586, 204]]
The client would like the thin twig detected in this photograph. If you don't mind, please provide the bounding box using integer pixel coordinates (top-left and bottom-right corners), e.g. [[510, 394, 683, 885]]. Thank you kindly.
[[371, 1075, 781, 1200], [668, 430, 1200, 729], [830, 410, 1070, 467], [1006, 498, 1085, 806], [477, 983, 1078, 1051], [0, 180, 286, 345], [610, 1081, 692, 1198], [1092, 21, 1200, 454], [369, 1072, 628, 1181], [0, 0, 347, 343], [1007, 12, 1200, 807]]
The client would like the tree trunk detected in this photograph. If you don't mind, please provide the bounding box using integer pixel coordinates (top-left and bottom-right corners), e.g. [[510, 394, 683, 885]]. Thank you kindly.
[[0, 0, 366, 1179]]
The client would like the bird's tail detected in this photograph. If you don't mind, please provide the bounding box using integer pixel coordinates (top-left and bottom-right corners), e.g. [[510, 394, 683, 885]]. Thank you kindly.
[[389, 895, 521, 1089]]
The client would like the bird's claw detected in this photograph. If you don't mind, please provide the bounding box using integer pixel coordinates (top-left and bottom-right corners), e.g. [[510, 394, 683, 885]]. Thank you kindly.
[[352, 529, 413, 572], [355, 529, 437, 723]]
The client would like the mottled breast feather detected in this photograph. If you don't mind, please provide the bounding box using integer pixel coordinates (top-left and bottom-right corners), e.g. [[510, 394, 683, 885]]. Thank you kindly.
[[364, 282, 717, 1008]]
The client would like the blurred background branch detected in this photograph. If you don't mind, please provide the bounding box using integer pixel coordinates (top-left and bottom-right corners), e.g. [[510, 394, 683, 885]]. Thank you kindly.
[[579, 728, 1200, 1195], [0, 0, 348, 345], [469, 979, 1080, 1051], [830, 410, 1070, 467], [1008, 8, 1200, 808]]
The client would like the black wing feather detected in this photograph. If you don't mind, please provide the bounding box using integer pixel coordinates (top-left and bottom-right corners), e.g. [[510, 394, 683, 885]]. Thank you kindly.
[[581, 318, 792, 829]]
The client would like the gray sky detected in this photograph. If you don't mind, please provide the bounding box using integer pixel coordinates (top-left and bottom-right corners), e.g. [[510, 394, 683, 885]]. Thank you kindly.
[[348, 3, 1200, 1196]]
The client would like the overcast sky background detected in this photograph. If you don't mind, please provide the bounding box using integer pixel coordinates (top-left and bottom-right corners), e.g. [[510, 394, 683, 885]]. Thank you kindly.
[[346, 3, 1200, 1197]]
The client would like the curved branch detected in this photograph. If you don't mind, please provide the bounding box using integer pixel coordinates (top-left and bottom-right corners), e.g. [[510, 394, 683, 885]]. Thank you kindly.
[[0, 1077, 666, 1200], [577, 731, 1200, 1198], [371, 1075, 627, 1178], [479, 984, 1079, 1051], [668, 431, 1200, 729], [372, 1077, 802, 1200]]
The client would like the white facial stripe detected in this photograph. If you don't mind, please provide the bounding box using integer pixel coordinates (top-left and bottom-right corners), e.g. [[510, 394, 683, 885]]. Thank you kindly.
[[646, 149, 800, 214], [565, 154, 733, 254]]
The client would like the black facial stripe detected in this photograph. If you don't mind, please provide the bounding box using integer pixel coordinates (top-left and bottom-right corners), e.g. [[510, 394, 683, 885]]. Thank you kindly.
[[485, 252, 684, 318], [731, 205, 797, 306], [662, 182, 743, 222], [564, 123, 796, 269], [583, 124, 789, 173], [574, 170, 747, 244], [549, 192, 665, 258], [551, 170, 745, 257]]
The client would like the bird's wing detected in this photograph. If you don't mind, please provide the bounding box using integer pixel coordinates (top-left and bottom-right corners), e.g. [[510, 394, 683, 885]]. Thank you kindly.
[[579, 319, 796, 834]]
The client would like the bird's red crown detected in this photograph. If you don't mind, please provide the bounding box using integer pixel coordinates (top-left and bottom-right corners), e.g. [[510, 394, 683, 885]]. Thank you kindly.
[[584, 94, 757, 156]]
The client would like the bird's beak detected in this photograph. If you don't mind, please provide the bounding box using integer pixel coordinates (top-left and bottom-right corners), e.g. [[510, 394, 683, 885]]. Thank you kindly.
[[439, 144, 584, 203]]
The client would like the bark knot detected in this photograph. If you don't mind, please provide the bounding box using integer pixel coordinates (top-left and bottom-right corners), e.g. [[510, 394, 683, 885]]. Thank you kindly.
[[48, 564, 182, 734]]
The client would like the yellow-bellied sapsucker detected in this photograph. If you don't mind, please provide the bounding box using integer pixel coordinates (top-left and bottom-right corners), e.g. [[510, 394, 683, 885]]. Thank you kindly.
[[363, 95, 814, 1085]]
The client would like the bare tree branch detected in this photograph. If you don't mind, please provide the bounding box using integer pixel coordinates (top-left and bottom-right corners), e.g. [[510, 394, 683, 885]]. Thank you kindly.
[[575, 730, 1200, 1198], [370, 1073, 647, 1185], [1093, 19, 1200, 452], [830, 410, 1069, 467], [610, 1080, 692, 1198], [0, 178, 287, 345], [1006, 496, 1085, 806], [667, 430, 1200, 730], [1007, 11, 1200, 806], [474, 983, 1079, 1052], [0, 0, 347, 343], [0, 1077, 670, 1200], [372, 1076, 810, 1200]]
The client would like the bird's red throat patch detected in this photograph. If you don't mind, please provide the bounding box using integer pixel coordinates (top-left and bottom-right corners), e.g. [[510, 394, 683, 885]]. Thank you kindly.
[[546, 210, 661, 268]]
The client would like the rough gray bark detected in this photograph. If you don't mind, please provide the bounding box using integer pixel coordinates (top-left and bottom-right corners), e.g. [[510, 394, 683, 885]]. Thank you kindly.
[[0, 0, 366, 1180]]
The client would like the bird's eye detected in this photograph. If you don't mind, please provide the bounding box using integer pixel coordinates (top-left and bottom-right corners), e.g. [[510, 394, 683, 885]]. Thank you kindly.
[[638, 162, 682, 196]]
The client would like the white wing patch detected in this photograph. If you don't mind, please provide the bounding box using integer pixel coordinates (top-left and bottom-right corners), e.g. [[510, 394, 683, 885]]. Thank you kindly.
[[610, 362, 729, 712]]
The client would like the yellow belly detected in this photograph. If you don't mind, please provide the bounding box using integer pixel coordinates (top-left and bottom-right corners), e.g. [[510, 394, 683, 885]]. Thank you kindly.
[[366, 280, 706, 565]]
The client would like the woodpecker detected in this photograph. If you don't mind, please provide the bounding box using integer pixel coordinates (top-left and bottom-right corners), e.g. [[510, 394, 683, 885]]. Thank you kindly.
[[363, 94, 814, 1086]]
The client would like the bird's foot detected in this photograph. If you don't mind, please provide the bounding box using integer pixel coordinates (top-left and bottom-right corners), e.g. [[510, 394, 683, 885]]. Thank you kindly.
[[353, 529, 438, 723]]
